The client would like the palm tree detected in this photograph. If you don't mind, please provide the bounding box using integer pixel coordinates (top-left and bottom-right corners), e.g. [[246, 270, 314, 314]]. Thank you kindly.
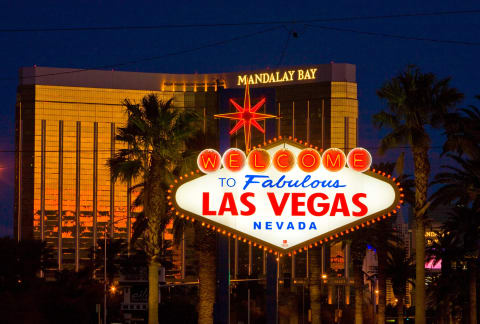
[[432, 155, 480, 211], [168, 118, 218, 324], [0, 237, 52, 289], [109, 94, 198, 324], [426, 229, 462, 323], [195, 224, 217, 324], [435, 101, 480, 324], [370, 219, 397, 324], [444, 207, 479, 324], [385, 244, 415, 324], [370, 157, 413, 324], [443, 96, 480, 159], [337, 157, 413, 324], [374, 65, 463, 324]]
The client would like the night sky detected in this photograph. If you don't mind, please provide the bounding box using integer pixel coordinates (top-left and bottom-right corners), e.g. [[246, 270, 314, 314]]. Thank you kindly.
[[0, 0, 479, 236]]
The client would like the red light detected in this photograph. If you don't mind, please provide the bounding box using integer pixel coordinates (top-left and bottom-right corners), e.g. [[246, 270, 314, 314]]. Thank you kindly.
[[214, 82, 276, 152], [346, 148, 372, 172]]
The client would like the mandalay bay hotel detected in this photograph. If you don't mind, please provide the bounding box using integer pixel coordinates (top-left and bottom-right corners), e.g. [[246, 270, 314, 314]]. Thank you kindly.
[[15, 63, 358, 297]]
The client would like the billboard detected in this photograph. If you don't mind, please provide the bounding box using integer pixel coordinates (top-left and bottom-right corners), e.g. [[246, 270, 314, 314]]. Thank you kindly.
[[169, 138, 402, 255]]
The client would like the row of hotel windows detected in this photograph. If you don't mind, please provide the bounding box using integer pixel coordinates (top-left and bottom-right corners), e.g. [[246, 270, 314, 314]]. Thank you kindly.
[[28, 91, 356, 272], [29, 118, 352, 276]]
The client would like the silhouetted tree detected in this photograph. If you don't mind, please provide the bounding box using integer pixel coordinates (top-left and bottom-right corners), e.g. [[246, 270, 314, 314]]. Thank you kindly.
[[374, 65, 463, 324], [109, 94, 198, 324]]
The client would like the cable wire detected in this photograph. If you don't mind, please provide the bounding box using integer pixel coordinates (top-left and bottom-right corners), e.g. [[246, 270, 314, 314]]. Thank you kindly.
[[276, 27, 292, 67], [305, 24, 480, 46], [0, 9, 479, 32], [1, 15, 478, 82], [0, 26, 283, 82]]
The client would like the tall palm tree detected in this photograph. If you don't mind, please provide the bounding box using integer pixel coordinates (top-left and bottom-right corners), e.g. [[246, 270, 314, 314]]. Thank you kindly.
[[371, 157, 414, 324], [370, 219, 397, 324], [435, 102, 480, 324], [352, 239, 367, 324], [385, 244, 415, 324], [444, 207, 479, 324], [109, 94, 198, 324], [426, 229, 462, 324], [168, 118, 218, 324], [195, 224, 217, 324], [337, 158, 413, 324], [374, 65, 463, 324]]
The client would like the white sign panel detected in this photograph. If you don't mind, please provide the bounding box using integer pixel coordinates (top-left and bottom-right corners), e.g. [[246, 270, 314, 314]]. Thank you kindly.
[[171, 140, 401, 253]]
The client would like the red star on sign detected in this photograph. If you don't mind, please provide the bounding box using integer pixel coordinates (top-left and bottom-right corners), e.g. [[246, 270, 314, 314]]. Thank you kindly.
[[215, 82, 277, 152]]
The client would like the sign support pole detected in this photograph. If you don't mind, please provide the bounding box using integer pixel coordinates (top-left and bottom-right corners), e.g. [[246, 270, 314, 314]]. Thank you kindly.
[[215, 89, 231, 324], [265, 97, 278, 324], [215, 233, 230, 324], [266, 253, 278, 324]]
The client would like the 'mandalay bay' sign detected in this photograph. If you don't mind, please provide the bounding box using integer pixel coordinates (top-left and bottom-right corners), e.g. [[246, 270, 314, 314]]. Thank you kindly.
[[170, 138, 402, 255], [237, 68, 318, 86]]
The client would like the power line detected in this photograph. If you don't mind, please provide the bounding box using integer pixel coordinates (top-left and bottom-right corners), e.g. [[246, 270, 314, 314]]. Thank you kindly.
[[0, 13, 477, 83], [1, 9, 480, 33], [305, 24, 480, 46], [4, 21, 478, 84], [0, 26, 284, 82], [276, 27, 293, 67]]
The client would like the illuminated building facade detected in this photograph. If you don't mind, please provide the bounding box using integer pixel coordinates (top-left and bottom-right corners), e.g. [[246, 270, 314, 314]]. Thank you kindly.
[[14, 63, 358, 279]]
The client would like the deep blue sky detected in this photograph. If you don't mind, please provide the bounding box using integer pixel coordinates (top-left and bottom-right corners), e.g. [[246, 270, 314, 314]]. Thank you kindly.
[[1, 1, 479, 236]]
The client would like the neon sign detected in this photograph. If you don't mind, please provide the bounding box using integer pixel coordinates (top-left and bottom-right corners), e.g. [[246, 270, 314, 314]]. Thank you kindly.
[[237, 68, 318, 86], [170, 138, 402, 255], [214, 82, 276, 152]]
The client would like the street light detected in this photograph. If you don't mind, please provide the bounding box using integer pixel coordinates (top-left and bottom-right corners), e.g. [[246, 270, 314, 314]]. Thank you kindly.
[[102, 216, 129, 324]]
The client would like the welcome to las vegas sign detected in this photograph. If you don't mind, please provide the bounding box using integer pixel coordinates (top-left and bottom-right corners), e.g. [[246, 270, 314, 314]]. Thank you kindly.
[[168, 137, 403, 256]]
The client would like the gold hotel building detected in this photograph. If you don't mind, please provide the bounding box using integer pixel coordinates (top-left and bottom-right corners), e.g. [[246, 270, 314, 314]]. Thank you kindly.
[[15, 63, 358, 274]]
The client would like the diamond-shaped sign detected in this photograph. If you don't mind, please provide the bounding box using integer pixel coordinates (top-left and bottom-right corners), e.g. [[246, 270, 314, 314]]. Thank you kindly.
[[170, 139, 401, 254]]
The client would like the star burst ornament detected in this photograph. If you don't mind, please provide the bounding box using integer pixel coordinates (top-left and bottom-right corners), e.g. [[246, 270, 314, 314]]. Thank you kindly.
[[215, 82, 277, 152]]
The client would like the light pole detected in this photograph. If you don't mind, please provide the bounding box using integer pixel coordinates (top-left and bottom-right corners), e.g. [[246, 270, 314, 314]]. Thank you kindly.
[[102, 216, 129, 324], [104, 224, 107, 324], [365, 273, 377, 324]]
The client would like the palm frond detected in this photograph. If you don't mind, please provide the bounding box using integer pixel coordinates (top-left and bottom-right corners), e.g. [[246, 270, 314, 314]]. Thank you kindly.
[[377, 125, 411, 154], [108, 156, 143, 182], [375, 65, 463, 156]]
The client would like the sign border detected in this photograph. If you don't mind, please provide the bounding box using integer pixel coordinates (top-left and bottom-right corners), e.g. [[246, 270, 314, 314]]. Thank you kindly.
[[167, 137, 403, 256]]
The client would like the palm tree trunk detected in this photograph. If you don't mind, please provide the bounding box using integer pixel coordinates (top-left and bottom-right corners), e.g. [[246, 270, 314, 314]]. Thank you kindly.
[[442, 258, 452, 324], [144, 160, 165, 324], [377, 248, 387, 324], [196, 227, 216, 324], [353, 260, 363, 324], [309, 246, 322, 324], [468, 260, 477, 324], [397, 295, 404, 324], [148, 261, 160, 324], [412, 148, 430, 324], [414, 217, 426, 324]]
